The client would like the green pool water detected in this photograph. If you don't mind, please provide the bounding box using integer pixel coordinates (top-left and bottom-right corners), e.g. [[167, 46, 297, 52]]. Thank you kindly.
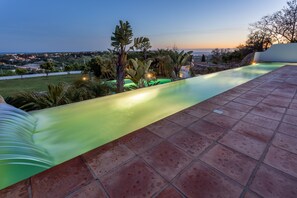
[[107, 78, 172, 88], [0, 63, 287, 189]]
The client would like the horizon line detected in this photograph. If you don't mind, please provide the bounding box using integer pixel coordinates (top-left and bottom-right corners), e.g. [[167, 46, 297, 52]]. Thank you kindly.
[[0, 48, 238, 54]]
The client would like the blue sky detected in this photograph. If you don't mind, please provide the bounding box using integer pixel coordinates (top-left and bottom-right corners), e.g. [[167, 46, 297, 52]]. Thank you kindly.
[[0, 0, 288, 52]]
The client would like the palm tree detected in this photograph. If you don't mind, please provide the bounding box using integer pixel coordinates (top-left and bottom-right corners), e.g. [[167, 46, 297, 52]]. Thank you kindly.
[[154, 49, 174, 77], [100, 53, 117, 79], [126, 58, 153, 88], [170, 50, 193, 78], [135, 40, 152, 60], [6, 84, 71, 111], [111, 20, 150, 92], [44, 84, 72, 106]]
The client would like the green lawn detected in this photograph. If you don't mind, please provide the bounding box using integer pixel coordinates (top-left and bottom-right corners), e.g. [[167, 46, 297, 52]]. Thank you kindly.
[[0, 74, 82, 97]]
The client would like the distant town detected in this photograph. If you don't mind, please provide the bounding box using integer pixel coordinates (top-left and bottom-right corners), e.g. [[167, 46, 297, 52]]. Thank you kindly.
[[0, 51, 104, 76]]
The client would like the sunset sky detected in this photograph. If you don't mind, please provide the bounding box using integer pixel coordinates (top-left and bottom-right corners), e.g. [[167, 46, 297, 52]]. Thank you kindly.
[[0, 0, 288, 52]]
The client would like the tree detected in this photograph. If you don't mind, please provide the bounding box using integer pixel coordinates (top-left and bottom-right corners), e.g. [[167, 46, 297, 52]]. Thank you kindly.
[[155, 54, 173, 77], [250, 15, 282, 45], [169, 50, 193, 78], [126, 58, 153, 88], [211, 49, 234, 64], [100, 53, 116, 79], [40, 61, 54, 77], [15, 68, 27, 78], [45, 84, 72, 106], [85, 55, 116, 79], [111, 20, 150, 92], [279, 0, 297, 42], [246, 29, 272, 52], [86, 57, 102, 78], [249, 0, 297, 46], [201, 54, 206, 62], [71, 63, 83, 70], [135, 40, 152, 60], [7, 84, 71, 111], [64, 65, 73, 75], [6, 81, 114, 111]]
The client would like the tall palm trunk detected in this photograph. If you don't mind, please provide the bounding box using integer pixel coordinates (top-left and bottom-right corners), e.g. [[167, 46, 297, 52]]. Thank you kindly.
[[144, 49, 147, 60], [116, 51, 127, 93]]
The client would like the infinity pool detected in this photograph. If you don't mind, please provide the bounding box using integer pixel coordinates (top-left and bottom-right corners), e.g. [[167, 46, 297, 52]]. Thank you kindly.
[[0, 63, 286, 189]]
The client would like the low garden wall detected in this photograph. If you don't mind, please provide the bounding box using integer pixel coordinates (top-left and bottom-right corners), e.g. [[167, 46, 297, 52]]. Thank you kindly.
[[254, 43, 297, 63]]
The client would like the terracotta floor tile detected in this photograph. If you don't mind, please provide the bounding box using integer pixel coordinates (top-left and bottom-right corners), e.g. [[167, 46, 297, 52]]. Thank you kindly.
[[233, 87, 250, 93], [196, 101, 221, 111], [119, 128, 162, 154], [250, 103, 285, 121], [203, 112, 238, 129], [289, 102, 297, 109], [241, 82, 260, 89], [166, 112, 199, 127], [207, 96, 230, 105], [246, 90, 269, 97], [262, 95, 291, 108], [234, 97, 259, 106], [286, 108, 297, 117], [142, 141, 192, 181], [287, 78, 297, 87], [168, 129, 213, 157], [225, 88, 246, 95], [249, 88, 271, 96], [240, 92, 265, 102], [183, 106, 210, 118], [258, 102, 286, 114], [283, 78, 297, 84], [201, 144, 257, 185], [218, 106, 247, 119], [283, 114, 297, 126], [101, 158, 167, 198], [187, 120, 227, 140], [217, 93, 237, 100], [174, 161, 243, 198], [273, 133, 297, 154], [271, 88, 296, 98], [67, 181, 107, 198], [219, 131, 266, 160], [244, 191, 261, 198], [250, 164, 297, 198], [0, 180, 30, 198], [242, 113, 280, 130], [146, 119, 183, 138], [31, 157, 94, 198], [155, 185, 183, 198], [225, 101, 253, 112], [232, 121, 274, 143], [264, 146, 297, 178], [82, 142, 135, 177], [278, 122, 297, 138], [222, 92, 241, 98], [257, 84, 279, 92], [291, 99, 297, 103]]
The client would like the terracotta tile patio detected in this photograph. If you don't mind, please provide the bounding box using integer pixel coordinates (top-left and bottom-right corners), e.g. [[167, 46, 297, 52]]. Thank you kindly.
[[2, 65, 297, 197]]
